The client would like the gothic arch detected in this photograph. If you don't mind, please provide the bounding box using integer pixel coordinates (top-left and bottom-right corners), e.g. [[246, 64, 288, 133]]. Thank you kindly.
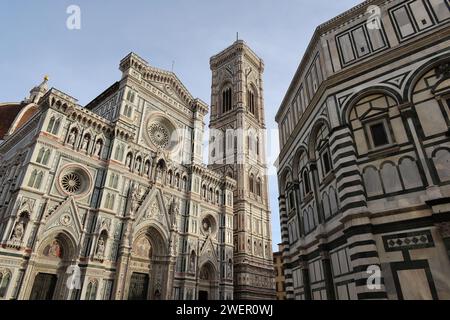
[[132, 224, 169, 257]]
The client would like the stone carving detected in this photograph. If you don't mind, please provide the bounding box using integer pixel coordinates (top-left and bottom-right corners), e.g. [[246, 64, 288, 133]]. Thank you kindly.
[[11, 220, 25, 242], [227, 259, 233, 279], [82, 135, 89, 151], [60, 214, 72, 226], [129, 184, 140, 215], [190, 252, 196, 272], [94, 140, 102, 156], [96, 237, 105, 256], [68, 131, 76, 145]]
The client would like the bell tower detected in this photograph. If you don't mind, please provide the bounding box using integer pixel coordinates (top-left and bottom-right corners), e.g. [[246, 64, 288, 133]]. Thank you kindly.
[[208, 40, 275, 300]]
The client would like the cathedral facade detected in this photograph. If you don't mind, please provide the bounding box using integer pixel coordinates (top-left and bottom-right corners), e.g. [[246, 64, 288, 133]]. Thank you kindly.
[[276, 0, 450, 299], [0, 41, 275, 300]]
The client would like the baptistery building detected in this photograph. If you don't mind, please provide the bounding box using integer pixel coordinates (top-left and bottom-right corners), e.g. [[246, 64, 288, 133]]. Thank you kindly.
[[0, 41, 275, 300], [276, 0, 450, 299]]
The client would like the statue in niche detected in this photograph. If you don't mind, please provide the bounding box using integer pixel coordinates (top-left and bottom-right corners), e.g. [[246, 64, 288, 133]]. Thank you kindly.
[[129, 184, 140, 215], [11, 220, 25, 242], [94, 140, 102, 156], [227, 259, 233, 279], [82, 135, 90, 151], [96, 237, 105, 256], [144, 161, 150, 176], [68, 131, 76, 145], [169, 196, 180, 228], [190, 252, 196, 272]]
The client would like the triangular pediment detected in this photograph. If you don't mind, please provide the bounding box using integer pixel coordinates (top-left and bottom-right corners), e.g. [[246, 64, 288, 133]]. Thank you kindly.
[[134, 188, 170, 233], [41, 197, 83, 241], [199, 237, 218, 262]]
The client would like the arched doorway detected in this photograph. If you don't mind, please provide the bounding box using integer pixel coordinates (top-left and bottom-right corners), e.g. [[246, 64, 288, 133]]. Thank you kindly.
[[198, 262, 218, 301], [29, 232, 77, 300], [127, 226, 169, 300]]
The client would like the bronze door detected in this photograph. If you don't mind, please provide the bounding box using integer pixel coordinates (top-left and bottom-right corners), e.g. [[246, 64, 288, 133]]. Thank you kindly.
[[30, 273, 57, 300], [128, 273, 149, 300]]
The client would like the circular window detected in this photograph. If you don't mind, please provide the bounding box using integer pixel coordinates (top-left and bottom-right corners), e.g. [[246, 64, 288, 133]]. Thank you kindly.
[[145, 114, 179, 152], [58, 165, 92, 197], [61, 173, 81, 193], [201, 215, 217, 236], [148, 123, 170, 149]]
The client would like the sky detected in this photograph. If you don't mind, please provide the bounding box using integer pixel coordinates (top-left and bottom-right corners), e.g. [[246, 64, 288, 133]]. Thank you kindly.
[[0, 0, 363, 251]]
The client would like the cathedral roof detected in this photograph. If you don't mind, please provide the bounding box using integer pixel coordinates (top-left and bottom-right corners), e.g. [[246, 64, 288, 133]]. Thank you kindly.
[[0, 102, 28, 140]]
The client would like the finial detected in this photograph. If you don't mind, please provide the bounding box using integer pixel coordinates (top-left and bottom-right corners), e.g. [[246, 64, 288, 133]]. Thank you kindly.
[[44, 75, 49, 82], [236, 32, 239, 41]]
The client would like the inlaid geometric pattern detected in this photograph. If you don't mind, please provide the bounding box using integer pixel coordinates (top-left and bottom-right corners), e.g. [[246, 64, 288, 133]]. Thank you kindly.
[[383, 230, 434, 252]]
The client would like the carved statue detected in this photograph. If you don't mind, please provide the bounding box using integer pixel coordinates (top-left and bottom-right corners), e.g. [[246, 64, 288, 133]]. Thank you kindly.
[[190, 253, 196, 272], [11, 220, 25, 242], [144, 161, 150, 176], [94, 140, 102, 156], [82, 135, 90, 151], [96, 237, 105, 256], [68, 131, 76, 145], [129, 184, 140, 215], [227, 259, 233, 279]]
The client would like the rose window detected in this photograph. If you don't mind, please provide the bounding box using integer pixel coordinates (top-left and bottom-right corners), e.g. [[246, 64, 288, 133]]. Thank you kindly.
[[61, 172, 82, 193], [148, 123, 170, 149], [58, 165, 92, 197]]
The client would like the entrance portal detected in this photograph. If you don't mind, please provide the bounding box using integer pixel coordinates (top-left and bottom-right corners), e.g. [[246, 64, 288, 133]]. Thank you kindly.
[[30, 273, 57, 300], [128, 273, 149, 300]]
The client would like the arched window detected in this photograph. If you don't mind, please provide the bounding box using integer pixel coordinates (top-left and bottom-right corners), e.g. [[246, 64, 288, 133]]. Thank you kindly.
[[42, 149, 51, 165], [302, 169, 311, 195], [249, 174, 254, 193], [34, 171, 44, 189], [349, 94, 398, 152], [202, 185, 207, 198], [222, 86, 232, 113], [314, 124, 332, 178], [256, 178, 262, 197], [36, 148, 45, 164], [216, 190, 220, 204], [115, 144, 125, 161], [28, 170, 37, 187], [209, 187, 213, 201], [175, 173, 180, 189], [30, 171, 43, 189], [297, 151, 310, 198], [52, 119, 61, 135], [47, 117, 55, 133], [85, 280, 98, 300], [0, 271, 11, 298], [182, 176, 188, 191], [256, 137, 260, 156], [168, 170, 173, 185], [247, 88, 256, 115]]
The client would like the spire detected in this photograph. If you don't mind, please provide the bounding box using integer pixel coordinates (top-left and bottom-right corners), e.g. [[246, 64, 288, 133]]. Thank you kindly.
[[27, 75, 49, 103]]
